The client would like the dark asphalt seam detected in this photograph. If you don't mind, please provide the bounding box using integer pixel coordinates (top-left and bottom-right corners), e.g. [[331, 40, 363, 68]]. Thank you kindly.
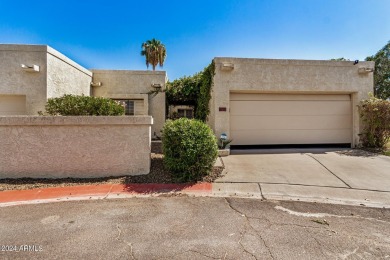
[[257, 183, 266, 200], [225, 197, 246, 217], [304, 153, 352, 188], [238, 230, 259, 260], [247, 221, 274, 260], [224, 198, 275, 259]]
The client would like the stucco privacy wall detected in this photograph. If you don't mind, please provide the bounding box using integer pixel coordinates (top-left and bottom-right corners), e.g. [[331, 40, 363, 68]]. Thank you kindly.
[[210, 58, 374, 147], [0, 116, 152, 178], [0, 44, 92, 115], [46, 46, 91, 98], [92, 70, 166, 137]]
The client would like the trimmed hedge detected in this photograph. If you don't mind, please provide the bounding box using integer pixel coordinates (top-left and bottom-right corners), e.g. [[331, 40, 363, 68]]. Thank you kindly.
[[41, 94, 125, 116], [162, 118, 218, 181], [359, 95, 390, 148]]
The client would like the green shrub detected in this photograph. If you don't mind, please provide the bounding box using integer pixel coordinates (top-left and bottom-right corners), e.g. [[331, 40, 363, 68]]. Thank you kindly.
[[359, 94, 390, 148], [42, 94, 125, 116], [162, 118, 218, 181]]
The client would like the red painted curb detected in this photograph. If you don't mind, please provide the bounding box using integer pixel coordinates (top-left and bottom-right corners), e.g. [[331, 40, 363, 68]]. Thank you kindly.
[[0, 183, 213, 204]]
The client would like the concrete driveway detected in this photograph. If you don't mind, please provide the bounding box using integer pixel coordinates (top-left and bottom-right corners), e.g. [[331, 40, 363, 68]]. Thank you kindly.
[[215, 149, 390, 206]]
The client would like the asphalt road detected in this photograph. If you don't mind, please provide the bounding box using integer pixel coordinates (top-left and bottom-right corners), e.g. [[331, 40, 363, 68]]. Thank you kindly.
[[0, 197, 389, 259]]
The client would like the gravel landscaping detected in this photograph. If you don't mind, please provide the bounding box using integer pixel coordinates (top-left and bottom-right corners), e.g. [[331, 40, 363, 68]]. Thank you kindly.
[[0, 142, 224, 191]]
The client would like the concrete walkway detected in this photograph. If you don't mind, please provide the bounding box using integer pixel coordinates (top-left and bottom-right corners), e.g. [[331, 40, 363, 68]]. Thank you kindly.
[[215, 148, 390, 208]]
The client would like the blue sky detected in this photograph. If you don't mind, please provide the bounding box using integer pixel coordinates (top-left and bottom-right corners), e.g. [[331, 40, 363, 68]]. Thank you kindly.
[[1, 0, 389, 80]]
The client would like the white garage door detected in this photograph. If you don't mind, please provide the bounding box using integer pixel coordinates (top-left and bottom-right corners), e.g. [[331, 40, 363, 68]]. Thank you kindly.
[[0, 95, 26, 115], [230, 93, 352, 146]]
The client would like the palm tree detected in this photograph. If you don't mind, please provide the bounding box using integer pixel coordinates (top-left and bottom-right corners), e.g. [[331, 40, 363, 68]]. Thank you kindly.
[[141, 38, 167, 71]]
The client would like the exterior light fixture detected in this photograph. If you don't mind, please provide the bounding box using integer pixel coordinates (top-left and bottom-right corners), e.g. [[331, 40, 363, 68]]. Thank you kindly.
[[21, 64, 40, 72], [151, 83, 162, 90], [358, 67, 374, 74], [221, 63, 234, 71], [90, 82, 102, 87]]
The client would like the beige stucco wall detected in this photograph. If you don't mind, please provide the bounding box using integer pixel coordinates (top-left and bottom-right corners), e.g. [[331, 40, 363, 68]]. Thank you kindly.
[[0, 45, 48, 115], [0, 44, 92, 115], [0, 116, 152, 178], [46, 46, 92, 98], [91, 70, 166, 138], [211, 58, 375, 147]]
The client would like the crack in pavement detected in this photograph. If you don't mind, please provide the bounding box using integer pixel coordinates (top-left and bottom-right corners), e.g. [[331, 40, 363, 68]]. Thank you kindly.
[[275, 205, 390, 224], [223, 199, 348, 259], [116, 224, 122, 240], [187, 249, 224, 259], [339, 247, 360, 260], [311, 234, 331, 258], [261, 209, 353, 258], [237, 230, 258, 260], [224, 198, 275, 259], [103, 184, 115, 199], [219, 157, 226, 169], [163, 249, 224, 260], [304, 153, 351, 188], [257, 183, 266, 200], [116, 224, 136, 260]]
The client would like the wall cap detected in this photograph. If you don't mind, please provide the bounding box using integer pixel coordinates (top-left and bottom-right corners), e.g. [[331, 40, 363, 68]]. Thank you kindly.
[[213, 57, 375, 68], [0, 116, 153, 126]]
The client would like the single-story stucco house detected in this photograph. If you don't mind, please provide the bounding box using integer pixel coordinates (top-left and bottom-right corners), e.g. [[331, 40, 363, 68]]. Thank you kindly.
[[0, 44, 374, 148], [0, 44, 166, 137], [209, 58, 374, 148]]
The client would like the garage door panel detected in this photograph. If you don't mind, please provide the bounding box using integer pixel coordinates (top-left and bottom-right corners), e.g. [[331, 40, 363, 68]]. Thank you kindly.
[[231, 115, 352, 130], [230, 93, 351, 101], [229, 94, 352, 145], [231, 129, 352, 145], [0, 95, 26, 115], [231, 100, 351, 116]]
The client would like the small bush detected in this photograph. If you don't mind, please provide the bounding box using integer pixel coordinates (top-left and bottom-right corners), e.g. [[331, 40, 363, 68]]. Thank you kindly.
[[162, 118, 218, 181], [42, 94, 125, 116], [359, 95, 390, 148]]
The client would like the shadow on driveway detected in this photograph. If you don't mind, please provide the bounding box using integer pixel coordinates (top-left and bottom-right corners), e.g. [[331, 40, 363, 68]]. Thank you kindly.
[[230, 148, 351, 155]]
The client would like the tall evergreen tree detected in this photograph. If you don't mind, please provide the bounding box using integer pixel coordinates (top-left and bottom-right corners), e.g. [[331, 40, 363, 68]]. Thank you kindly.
[[366, 41, 390, 100]]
